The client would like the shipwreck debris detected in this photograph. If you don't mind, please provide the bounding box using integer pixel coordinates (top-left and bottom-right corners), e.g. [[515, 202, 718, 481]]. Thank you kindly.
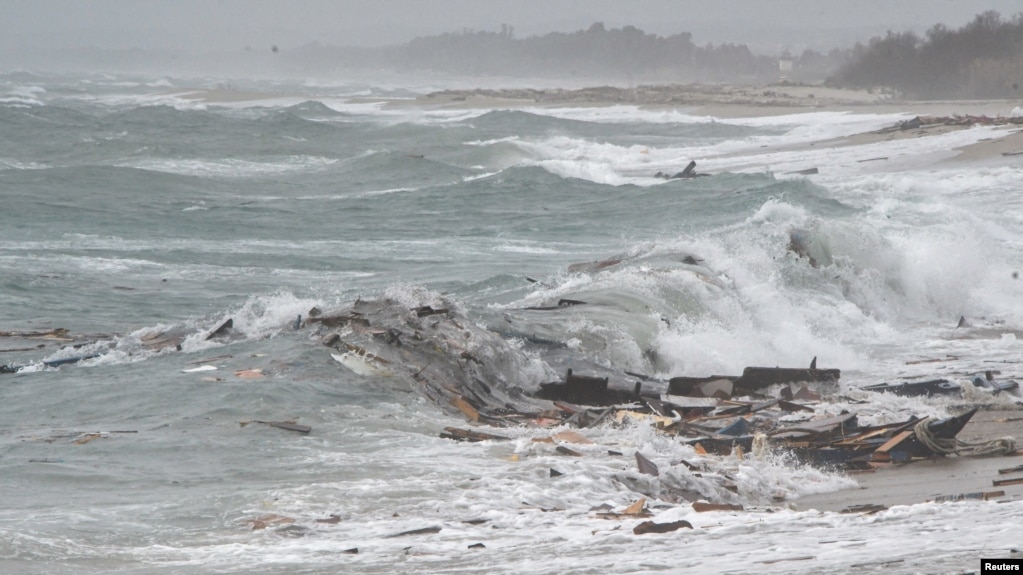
[[386, 526, 442, 538], [205, 318, 234, 341], [635, 452, 659, 476], [632, 519, 693, 535], [440, 427, 510, 442], [655, 160, 709, 180], [535, 369, 646, 406], [240, 420, 311, 434]]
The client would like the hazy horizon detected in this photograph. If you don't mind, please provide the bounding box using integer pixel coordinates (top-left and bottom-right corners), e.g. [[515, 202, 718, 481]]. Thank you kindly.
[[5, 0, 1022, 59]]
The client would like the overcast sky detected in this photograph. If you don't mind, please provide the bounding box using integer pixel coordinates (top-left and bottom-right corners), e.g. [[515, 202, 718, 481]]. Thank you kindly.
[[5, 0, 1021, 55]]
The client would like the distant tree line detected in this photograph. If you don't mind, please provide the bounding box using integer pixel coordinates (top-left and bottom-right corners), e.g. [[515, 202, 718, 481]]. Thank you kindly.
[[829, 11, 1023, 98], [291, 22, 849, 84]]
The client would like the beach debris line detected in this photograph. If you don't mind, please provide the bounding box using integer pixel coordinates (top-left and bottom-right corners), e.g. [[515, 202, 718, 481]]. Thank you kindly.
[[932, 490, 1005, 503], [878, 114, 1023, 133], [302, 296, 1020, 477], [862, 372, 1019, 398]]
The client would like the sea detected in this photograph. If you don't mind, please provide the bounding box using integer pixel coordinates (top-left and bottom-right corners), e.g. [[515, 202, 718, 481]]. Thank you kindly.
[[2, 71, 1022, 575]]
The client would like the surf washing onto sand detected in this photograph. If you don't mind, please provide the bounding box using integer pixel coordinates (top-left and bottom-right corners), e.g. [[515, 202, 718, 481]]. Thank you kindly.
[[3, 72, 1023, 575]]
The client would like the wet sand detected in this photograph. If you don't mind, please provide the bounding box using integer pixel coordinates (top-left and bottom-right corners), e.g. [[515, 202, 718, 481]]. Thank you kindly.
[[794, 409, 1023, 512]]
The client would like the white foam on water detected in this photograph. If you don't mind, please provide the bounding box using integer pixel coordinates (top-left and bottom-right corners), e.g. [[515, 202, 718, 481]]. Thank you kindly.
[[116, 155, 338, 178], [111, 410, 1022, 574]]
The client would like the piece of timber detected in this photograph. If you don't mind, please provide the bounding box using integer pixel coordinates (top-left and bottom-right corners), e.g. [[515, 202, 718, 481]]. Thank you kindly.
[[439, 427, 510, 442], [861, 379, 961, 398], [733, 366, 839, 390]]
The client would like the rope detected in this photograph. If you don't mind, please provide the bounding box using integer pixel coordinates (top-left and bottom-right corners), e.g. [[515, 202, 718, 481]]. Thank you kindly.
[[913, 417, 1017, 457]]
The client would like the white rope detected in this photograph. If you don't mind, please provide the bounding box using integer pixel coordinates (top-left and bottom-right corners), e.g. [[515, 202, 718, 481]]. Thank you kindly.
[[913, 417, 1016, 457]]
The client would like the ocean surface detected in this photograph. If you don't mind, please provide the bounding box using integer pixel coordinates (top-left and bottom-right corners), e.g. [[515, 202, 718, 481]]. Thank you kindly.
[[2, 72, 1023, 575]]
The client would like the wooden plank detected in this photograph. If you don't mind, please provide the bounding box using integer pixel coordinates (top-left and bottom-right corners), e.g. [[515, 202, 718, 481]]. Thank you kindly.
[[992, 477, 1023, 487], [266, 421, 312, 434], [623, 498, 646, 515], [932, 490, 1005, 503], [633, 520, 693, 535], [555, 445, 582, 457], [734, 366, 839, 390], [439, 427, 510, 442], [874, 430, 914, 455], [450, 396, 480, 423], [692, 502, 744, 512], [635, 452, 659, 476]]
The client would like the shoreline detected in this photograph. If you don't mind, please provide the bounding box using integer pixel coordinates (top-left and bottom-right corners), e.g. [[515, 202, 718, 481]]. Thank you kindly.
[[407, 82, 1023, 119], [390, 83, 1023, 164], [794, 409, 1023, 512]]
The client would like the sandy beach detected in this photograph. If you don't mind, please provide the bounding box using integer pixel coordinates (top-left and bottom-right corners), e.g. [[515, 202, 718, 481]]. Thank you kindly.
[[794, 409, 1023, 512], [403, 82, 1023, 166]]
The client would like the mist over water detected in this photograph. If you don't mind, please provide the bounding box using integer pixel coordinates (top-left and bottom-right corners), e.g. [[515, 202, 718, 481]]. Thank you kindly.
[[2, 73, 1023, 574]]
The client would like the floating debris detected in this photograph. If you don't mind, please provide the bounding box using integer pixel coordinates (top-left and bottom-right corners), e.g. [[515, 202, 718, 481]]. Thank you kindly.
[[240, 420, 311, 434], [633, 519, 693, 534], [386, 526, 442, 538]]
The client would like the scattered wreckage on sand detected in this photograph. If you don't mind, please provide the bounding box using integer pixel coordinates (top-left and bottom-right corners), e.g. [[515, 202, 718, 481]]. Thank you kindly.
[[4, 292, 1021, 513], [294, 296, 1021, 472]]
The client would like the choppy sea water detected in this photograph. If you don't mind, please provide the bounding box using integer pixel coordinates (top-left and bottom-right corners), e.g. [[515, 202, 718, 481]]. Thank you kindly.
[[2, 72, 1023, 574]]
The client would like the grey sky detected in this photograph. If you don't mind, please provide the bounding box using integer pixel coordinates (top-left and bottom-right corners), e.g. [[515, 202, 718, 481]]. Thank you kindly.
[[4, 0, 1021, 55]]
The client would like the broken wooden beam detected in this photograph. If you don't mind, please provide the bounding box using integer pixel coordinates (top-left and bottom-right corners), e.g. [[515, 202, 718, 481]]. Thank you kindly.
[[666, 376, 735, 399], [635, 452, 659, 476], [692, 502, 743, 512], [733, 366, 839, 391], [633, 519, 692, 534], [534, 369, 643, 406], [439, 427, 510, 442], [386, 526, 442, 538], [840, 503, 887, 514], [240, 420, 311, 434], [932, 490, 1004, 503]]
